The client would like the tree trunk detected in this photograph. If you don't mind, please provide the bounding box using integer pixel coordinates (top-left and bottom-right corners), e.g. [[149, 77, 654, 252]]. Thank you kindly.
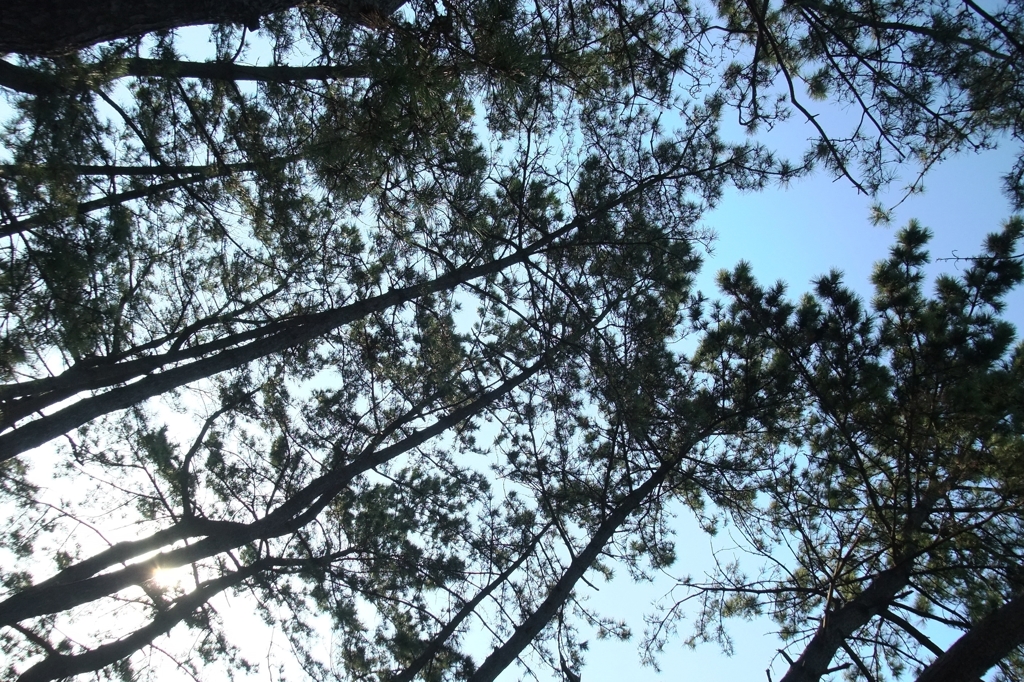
[[16, 565, 260, 682], [0, 352, 551, 626], [778, 486, 946, 682], [777, 561, 916, 682], [0, 0, 405, 56], [390, 528, 549, 682], [0, 221, 567, 460], [0, 159, 688, 459], [467, 445, 702, 682], [0, 58, 372, 95], [1, 172, 234, 239], [915, 595, 1024, 682]]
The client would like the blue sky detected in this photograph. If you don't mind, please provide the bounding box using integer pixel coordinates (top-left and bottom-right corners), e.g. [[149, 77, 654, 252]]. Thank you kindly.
[[549, 123, 1023, 681], [3, 18, 1022, 682], [699, 125, 1023, 319]]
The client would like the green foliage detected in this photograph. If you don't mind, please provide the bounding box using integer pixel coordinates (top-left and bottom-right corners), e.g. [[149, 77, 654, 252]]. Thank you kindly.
[[653, 219, 1024, 681], [0, 1, 1021, 681]]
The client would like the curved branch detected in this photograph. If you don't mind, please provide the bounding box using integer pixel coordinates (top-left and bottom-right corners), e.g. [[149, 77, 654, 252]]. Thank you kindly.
[[390, 525, 551, 682], [468, 438, 706, 682], [0, 166, 264, 238]]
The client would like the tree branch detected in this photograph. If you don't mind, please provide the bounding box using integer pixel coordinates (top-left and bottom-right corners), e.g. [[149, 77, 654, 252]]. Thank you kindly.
[[915, 594, 1024, 682]]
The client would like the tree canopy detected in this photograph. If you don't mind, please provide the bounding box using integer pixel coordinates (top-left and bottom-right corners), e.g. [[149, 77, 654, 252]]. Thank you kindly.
[[0, 0, 1022, 680], [649, 219, 1024, 682]]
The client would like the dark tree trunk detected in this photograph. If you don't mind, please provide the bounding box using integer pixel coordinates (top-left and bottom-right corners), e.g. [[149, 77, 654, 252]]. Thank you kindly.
[[778, 489, 945, 682], [915, 595, 1024, 682], [0, 161, 679, 460], [467, 446, 701, 682], [390, 529, 549, 682], [0, 355, 549, 626], [0, 58, 371, 95], [0, 221, 568, 460], [777, 561, 916, 682], [1, 172, 238, 239], [16, 565, 260, 682], [0, 0, 405, 56]]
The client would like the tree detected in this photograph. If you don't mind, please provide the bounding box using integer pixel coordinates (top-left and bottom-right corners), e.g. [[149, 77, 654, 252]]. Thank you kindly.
[[698, 0, 1024, 208], [0, 2, 793, 678], [4, 0, 1024, 206], [0, 142, 790, 680], [4, 0, 773, 457], [0, 0, 407, 55], [649, 220, 1024, 681], [0, 0, 708, 448], [1, 0, 1023, 680], [1, 0, 1021, 463]]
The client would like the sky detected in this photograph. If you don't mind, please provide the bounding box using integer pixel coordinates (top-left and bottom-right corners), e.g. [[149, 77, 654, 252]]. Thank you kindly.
[[700, 140, 1023, 317], [3, 14, 1024, 682], [547, 122, 1024, 682]]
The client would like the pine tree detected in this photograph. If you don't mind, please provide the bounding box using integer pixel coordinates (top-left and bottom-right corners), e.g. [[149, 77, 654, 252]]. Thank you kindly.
[[653, 220, 1024, 682], [1, 1, 1023, 680], [0, 0, 406, 55], [0, 3, 789, 678]]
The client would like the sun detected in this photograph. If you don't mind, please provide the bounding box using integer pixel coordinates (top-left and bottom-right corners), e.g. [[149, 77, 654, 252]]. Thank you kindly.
[[150, 564, 192, 590]]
